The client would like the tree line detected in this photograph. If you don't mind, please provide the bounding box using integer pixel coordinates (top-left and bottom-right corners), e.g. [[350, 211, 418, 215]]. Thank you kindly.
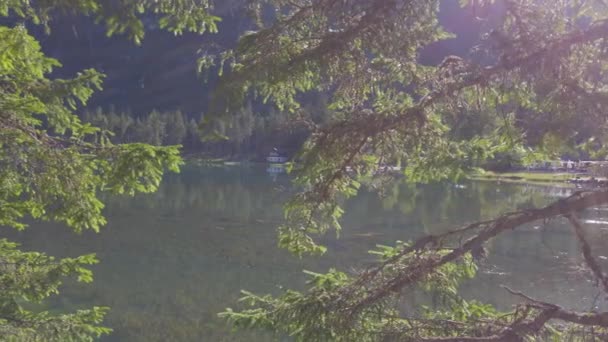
[[81, 103, 313, 159], [81, 101, 594, 169]]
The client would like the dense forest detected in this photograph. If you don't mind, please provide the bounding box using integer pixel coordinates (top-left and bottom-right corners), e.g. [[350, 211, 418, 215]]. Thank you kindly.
[[27, 1, 594, 164], [81, 104, 312, 158], [22, 1, 497, 160]]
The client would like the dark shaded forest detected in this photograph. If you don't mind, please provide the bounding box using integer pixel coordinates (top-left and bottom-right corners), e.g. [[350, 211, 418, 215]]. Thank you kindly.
[[82, 104, 311, 159], [13, 1, 492, 159]]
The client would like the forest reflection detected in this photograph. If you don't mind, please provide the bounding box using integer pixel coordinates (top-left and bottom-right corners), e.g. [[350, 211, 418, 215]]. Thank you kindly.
[[6, 166, 607, 341]]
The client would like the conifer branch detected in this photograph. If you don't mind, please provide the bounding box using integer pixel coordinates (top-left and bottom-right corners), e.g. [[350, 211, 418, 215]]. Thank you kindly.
[[346, 190, 608, 316]]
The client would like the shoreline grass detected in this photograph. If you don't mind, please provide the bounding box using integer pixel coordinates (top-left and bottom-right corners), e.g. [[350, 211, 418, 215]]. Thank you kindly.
[[468, 170, 578, 186]]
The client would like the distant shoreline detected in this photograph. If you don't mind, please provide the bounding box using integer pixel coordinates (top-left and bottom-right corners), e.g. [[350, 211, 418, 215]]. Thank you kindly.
[[468, 170, 608, 187]]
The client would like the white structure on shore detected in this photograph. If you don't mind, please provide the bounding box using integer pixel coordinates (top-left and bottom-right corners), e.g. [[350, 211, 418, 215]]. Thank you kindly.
[[527, 160, 603, 171], [267, 149, 288, 163]]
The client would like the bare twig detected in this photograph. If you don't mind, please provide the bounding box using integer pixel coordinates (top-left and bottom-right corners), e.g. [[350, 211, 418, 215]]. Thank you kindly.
[[502, 285, 608, 328]]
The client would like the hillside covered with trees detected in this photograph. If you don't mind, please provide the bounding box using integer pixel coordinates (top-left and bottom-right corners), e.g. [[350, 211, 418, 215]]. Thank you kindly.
[[17, 1, 504, 160]]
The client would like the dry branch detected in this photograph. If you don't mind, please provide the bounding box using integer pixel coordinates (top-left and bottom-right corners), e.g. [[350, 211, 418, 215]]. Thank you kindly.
[[346, 190, 608, 316]]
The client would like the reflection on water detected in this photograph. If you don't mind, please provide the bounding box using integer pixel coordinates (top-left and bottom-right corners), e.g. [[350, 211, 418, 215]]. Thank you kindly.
[[3, 165, 608, 341]]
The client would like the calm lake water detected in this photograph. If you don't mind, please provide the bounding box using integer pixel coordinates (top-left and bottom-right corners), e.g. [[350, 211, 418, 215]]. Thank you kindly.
[[5, 165, 608, 341]]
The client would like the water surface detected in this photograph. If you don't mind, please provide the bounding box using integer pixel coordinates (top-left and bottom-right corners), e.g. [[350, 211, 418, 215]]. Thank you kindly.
[[6, 165, 608, 341]]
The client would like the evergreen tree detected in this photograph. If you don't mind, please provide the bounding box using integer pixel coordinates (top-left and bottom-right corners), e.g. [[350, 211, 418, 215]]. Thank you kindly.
[[164, 110, 187, 145], [0, 1, 219, 340], [146, 109, 166, 146], [186, 117, 202, 150], [208, 0, 608, 340]]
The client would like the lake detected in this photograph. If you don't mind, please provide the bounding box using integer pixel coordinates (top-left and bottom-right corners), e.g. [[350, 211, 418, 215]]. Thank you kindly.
[[5, 165, 608, 341]]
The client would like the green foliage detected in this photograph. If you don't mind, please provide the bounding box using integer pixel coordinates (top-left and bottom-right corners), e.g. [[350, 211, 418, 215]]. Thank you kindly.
[[1, 0, 220, 44], [215, 0, 608, 340], [83, 102, 317, 159], [220, 269, 363, 341], [204, 0, 448, 115], [220, 244, 482, 341], [206, 0, 608, 254], [0, 240, 110, 341], [0, 0, 223, 339]]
